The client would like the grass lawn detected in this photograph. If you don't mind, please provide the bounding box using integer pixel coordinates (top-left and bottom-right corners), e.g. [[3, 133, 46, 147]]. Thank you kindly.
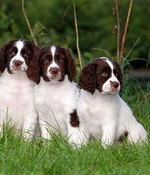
[[0, 80, 150, 175]]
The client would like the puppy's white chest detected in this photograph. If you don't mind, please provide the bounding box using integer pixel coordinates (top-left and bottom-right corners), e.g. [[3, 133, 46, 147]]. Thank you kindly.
[[35, 79, 78, 114], [0, 74, 34, 127], [35, 86, 65, 113]]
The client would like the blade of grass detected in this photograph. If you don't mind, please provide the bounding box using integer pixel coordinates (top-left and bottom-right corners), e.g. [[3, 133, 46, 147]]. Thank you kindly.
[[124, 38, 140, 59], [92, 48, 112, 59]]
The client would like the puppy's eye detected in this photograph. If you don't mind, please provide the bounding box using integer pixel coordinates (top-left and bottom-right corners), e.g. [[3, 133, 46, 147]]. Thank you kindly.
[[44, 56, 51, 63], [24, 53, 31, 59], [114, 71, 119, 77], [10, 51, 16, 57], [101, 72, 109, 77], [115, 73, 118, 77], [57, 57, 63, 62]]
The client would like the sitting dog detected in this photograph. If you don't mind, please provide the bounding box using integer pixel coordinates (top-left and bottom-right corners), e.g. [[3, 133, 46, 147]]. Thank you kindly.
[[0, 39, 39, 139], [33, 45, 83, 145], [77, 57, 147, 147]]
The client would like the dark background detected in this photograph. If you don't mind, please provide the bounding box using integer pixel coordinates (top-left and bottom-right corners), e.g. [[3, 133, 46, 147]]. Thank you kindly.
[[0, 0, 150, 69]]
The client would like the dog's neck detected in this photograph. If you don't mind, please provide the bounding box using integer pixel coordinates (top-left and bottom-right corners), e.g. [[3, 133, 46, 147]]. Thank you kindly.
[[40, 75, 71, 86], [0, 69, 34, 89], [81, 89, 120, 101]]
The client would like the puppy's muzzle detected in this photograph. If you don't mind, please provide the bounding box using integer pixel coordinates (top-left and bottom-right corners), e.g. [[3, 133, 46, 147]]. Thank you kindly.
[[49, 67, 60, 75], [110, 81, 119, 91], [12, 60, 23, 70]]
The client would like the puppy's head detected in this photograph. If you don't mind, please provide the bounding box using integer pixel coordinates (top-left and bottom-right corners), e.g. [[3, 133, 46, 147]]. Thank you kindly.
[[0, 39, 40, 83], [79, 57, 123, 95], [34, 46, 76, 82]]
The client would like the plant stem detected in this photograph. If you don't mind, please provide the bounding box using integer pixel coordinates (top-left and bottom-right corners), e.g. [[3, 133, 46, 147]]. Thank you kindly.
[[113, 0, 120, 61], [72, 0, 83, 70], [22, 0, 37, 45], [119, 0, 133, 65]]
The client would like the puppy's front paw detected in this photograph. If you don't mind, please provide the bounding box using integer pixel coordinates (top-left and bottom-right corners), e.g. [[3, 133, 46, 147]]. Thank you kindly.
[[68, 129, 88, 149]]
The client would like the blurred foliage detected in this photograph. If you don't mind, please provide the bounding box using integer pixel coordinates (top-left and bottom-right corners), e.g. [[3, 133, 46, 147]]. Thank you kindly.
[[0, 0, 150, 67]]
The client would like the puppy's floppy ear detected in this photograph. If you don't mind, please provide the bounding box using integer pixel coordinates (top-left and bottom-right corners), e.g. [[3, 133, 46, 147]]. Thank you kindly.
[[0, 40, 21, 74], [26, 44, 40, 84], [79, 63, 97, 94], [0, 46, 5, 73], [0, 41, 12, 73], [113, 61, 123, 91], [64, 49, 76, 82]]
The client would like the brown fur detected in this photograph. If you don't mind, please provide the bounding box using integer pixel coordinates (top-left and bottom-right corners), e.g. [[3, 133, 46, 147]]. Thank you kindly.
[[0, 39, 40, 84], [34, 46, 76, 83], [26, 43, 40, 84], [0, 40, 16, 73], [70, 110, 79, 127], [0, 46, 5, 73], [78, 62, 97, 94], [112, 61, 123, 91], [64, 49, 76, 82], [118, 131, 129, 142], [79, 58, 123, 94]]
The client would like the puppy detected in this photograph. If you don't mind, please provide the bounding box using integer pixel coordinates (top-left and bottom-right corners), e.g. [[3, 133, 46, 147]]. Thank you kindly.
[[77, 57, 147, 147], [0, 39, 39, 139], [33, 46, 83, 145]]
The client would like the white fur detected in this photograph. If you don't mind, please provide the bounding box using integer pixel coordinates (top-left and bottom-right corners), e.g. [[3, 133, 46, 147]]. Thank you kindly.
[[77, 58, 147, 147], [77, 89, 147, 147], [51, 46, 56, 58], [34, 76, 84, 146], [47, 46, 60, 80], [48, 61, 59, 69], [47, 62, 60, 80], [49, 46, 59, 68], [10, 41, 28, 72], [102, 58, 121, 94], [0, 70, 37, 139]]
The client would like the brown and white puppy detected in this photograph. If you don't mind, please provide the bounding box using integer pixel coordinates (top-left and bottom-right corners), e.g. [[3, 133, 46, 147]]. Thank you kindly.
[[0, 39, 39, 139], [32, 46, 83, 145], [77, 57, 147, 147]]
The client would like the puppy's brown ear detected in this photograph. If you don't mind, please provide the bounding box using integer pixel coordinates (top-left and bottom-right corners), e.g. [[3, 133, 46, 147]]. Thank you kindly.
[[64, 49, 76, 82], [0, 41, 13, 73], [26, 44, 40, 84], [0, 46, 5, 73], [79, 63, 97, 94], [113, 61, 123, 91]]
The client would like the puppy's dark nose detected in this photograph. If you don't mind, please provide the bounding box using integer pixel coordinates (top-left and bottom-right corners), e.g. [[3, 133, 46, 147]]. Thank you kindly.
[[50, 68, 59, 74], [13, 60, 23, 67], [111, 81, 119, 88]]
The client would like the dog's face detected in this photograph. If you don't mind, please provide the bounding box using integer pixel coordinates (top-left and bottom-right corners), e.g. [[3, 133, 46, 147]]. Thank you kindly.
[[79, 57, 123, 95], [36, 46, 76, 82], [0, 39, 40, 83]]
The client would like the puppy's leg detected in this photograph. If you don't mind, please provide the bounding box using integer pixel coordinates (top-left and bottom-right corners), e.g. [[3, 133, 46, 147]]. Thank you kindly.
[[39, 117, 51, 140], [23, 112, 37, 140], [0, 109, 7, 137], [127, 122, 148, 144], [66, 117, 88, 148], [0, 111, 3, 134], [101, 123, 116, 148]]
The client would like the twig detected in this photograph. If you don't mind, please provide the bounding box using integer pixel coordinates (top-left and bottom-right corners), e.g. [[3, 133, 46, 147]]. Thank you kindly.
[[62, 3, 71, 21], [113, 0, 120, 62], [22, 0, 37, 45], [72, 0, 83, 70], [119, 0, 133, 65]]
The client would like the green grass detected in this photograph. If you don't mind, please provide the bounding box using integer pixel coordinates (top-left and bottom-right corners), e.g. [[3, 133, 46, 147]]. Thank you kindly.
[[0, 80, 150, 175]]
